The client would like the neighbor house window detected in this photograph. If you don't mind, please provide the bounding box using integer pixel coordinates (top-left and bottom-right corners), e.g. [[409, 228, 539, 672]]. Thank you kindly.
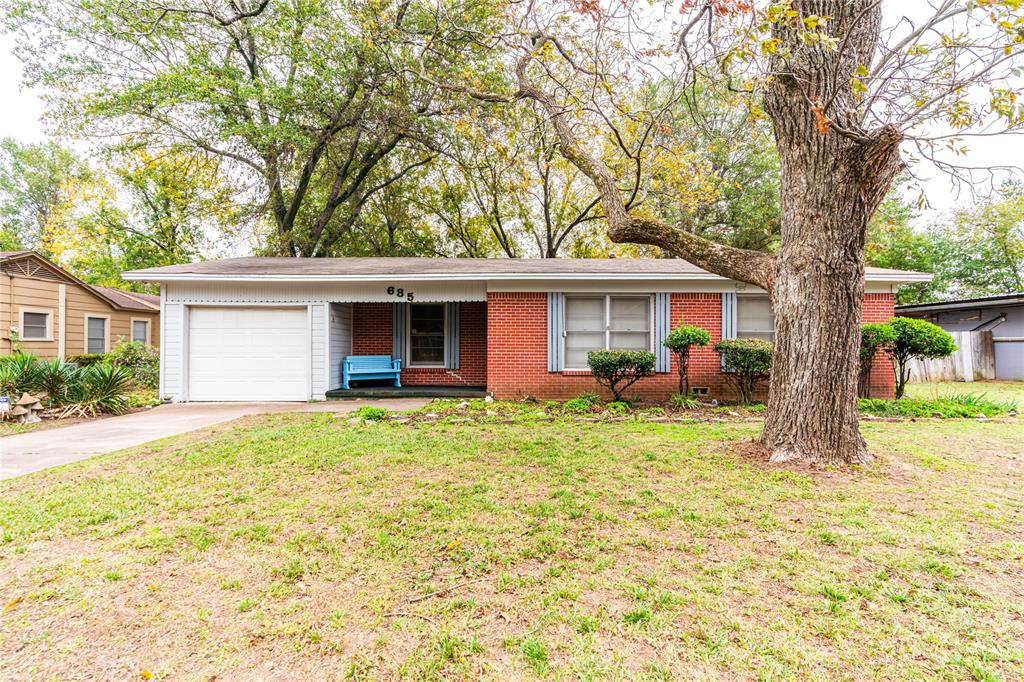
[[86, 316, 108, 354], [21, 310, 51, 340], [408, 303, 445, 366], [737, 295, 774, 341], [564, 295, 651, 369], [132, 319, 150, 344]]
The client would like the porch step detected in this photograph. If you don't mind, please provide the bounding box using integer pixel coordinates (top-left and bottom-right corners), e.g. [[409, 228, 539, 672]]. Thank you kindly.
[[325, 385, 488, 399]]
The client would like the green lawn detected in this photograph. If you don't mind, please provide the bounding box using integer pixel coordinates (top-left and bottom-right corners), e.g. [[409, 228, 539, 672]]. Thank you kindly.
[[1, 413, 1022, 680], [906, 380, 1024, 406]]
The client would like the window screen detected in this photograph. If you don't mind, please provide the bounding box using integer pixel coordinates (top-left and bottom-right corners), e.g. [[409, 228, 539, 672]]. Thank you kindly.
[[408, 304, 445, 366], [737, 296, 774, 341], [565, 297, 605, 369], [564, 295, 652, 368], [22, 312, 49, 339], [132, 320, 149, 343], [87, 317, 107, 354]]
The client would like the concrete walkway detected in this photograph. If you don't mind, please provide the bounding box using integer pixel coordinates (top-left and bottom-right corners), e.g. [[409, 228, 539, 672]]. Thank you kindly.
[[0, 399, 428, 480]]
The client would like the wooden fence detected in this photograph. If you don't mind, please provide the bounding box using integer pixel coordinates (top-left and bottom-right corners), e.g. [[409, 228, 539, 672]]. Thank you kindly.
[[908, 331, 995, 382]]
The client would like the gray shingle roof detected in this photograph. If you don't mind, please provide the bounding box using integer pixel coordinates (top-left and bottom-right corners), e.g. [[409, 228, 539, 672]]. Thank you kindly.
[[124, 257, 931, 282], [89, 285, 161, 311]]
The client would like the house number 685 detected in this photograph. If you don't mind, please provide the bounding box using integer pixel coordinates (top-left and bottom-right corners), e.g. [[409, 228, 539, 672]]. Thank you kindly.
[[386, 286, 415, 301]]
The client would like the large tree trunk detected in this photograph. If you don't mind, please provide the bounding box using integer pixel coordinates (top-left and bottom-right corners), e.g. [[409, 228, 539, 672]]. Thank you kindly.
[[759, 1, 903, 465], [508, 1, 903, 466]]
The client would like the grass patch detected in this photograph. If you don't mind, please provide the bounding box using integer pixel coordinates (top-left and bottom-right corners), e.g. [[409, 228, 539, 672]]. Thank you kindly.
[[859, 394, 1017, 418], [0, 413, 1022, 679]]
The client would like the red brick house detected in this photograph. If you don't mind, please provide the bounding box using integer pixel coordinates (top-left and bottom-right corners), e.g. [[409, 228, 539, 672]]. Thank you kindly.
[[123, 258, 927, 402]]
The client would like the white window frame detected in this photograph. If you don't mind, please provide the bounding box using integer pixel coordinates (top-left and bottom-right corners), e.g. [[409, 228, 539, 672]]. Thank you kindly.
[[84, 314, 110, 354], [19, 307, 54, 341], [736, 294, 775, 342], [130, 317, 152, 345], [406, 302, 447, 368], [563, 294, 654, 371]]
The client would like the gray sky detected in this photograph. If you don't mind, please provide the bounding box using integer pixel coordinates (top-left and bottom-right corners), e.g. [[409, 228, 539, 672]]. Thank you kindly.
[[1, 5, 1022, 224]]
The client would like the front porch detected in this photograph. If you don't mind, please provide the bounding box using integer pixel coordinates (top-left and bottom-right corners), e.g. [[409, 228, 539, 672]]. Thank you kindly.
[[325, 384, 487, 399], [328, 300, 488, 395]]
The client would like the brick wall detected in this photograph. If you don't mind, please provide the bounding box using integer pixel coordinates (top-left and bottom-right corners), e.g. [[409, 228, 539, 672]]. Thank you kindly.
[[350, 302, 487, 386], [862, 292, 896, 399], [486, 291, 897, 402], [486, 292, 733, 401]]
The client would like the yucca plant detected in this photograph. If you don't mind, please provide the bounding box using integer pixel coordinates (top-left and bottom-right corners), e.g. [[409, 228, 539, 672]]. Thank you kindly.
[[36, 358, 82, 406], [62, 363, 133, 417], [0, 352, 42, 397]]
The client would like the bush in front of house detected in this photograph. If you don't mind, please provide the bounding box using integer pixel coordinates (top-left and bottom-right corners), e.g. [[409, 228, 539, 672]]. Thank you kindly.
[[586, 349, 656, 402], [63, 363, 135, 416], [883, 317, 957, 399], [714, 338, 772, 404], [0, 352, 42, 397], [0, 352, 134, 416], [109, 340, 160, 389], [66, 353, 108, 367], [662, 324, 712, 395], [858, 323, 897, 398]]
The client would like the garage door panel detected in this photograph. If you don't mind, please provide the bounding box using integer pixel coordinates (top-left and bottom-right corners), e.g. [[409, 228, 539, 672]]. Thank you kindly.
[[188, 307, 308, 401]]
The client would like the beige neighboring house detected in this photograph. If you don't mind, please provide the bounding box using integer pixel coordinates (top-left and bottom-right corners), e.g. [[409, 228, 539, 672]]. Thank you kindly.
[[1, 251, 160, 359]]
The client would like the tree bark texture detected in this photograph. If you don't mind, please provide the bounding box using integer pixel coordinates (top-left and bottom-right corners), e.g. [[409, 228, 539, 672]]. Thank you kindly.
[[511, 1, 904, 465], [760, 1, 903, 464]]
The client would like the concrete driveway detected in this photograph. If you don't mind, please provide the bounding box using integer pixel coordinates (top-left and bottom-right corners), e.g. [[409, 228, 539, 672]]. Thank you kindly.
[[0, 399, 428, 480]]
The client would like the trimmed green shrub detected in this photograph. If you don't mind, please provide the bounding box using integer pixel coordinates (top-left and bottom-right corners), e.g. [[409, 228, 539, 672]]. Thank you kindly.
[[575, 392, 601, 406], [67, 353, 108, 367], [586, 350, 656, 402], [858, 323, 897, 398], [884, 317, 957, 399], [109, 340, 160, 389], [662, 324, 712, 394], [715, 338, 772, 404]]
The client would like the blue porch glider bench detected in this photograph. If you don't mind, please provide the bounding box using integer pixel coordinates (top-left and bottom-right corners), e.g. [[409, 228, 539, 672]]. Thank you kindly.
[[342, 355, 402, 389]]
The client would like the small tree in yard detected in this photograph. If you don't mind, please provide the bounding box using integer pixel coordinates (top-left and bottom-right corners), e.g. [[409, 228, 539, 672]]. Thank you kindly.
[[587, 350, 655, 402], [858, 323, 897, 398], [885, 317, 957, 400], [663, 325, 712, 395], [715, 339, 772, 405]]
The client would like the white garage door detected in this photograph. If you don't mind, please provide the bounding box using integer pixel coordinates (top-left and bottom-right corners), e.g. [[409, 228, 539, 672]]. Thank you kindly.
[[188, 307, 308, 401]]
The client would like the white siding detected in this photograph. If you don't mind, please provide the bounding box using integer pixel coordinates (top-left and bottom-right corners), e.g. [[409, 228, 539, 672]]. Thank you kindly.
[[164, 280, 486, 304], [162, 302, 184, 400], [328, 303, 353, 391], [310, 303, 327, 400]]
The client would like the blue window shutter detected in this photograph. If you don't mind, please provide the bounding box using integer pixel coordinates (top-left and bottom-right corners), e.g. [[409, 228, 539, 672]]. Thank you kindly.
[[392, 302, 408, 365], [721, 293, 737, 340], [445, 302, 460, 369], [547, 292, 564, 372], [721, 292, 737, 370], [654, 293, 671, 372]]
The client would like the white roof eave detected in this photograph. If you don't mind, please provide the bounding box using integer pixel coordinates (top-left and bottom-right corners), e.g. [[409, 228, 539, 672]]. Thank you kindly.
[[121, 271, 934, 285]]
